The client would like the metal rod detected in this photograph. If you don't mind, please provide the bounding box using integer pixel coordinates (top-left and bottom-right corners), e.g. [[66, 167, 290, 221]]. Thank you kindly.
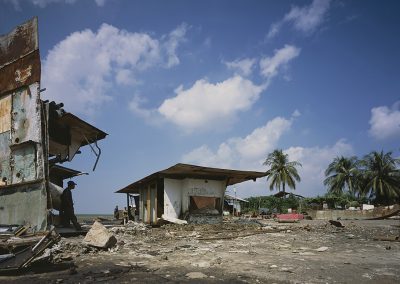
[[83, 135, 102, 171]]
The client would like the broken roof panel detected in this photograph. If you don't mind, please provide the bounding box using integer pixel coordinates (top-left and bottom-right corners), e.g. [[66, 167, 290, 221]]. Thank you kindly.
[[57, 113, 108, 146], [116, 163, 267, 193]]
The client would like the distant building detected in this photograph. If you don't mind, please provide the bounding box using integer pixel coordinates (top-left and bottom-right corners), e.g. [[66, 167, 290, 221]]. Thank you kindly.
[[224, 194, 249, 216], [116, 163, 266, 224]]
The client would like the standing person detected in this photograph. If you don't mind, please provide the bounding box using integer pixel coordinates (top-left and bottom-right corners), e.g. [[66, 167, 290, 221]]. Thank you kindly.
[[114, 205, 119, 220], [61, 180, 82, 230]]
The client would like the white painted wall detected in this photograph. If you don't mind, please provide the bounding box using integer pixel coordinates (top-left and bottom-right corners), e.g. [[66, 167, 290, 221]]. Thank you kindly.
[[164, 178, 182, 219], [163, 178, 226, 219], [181, 178, 225, 214]]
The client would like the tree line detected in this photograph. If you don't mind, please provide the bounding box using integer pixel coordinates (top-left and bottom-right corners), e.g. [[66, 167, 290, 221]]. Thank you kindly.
[[263, 149, 400, 205]]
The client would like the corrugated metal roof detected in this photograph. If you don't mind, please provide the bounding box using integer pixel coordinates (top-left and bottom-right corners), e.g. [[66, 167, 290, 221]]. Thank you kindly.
[[116, 163, 267, 193]]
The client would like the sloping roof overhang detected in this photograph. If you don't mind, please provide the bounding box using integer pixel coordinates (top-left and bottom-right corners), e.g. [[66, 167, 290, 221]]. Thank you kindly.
[[116, 163, 267, 194], [57, 113, 108, 146], [49, 165, 82, 180]]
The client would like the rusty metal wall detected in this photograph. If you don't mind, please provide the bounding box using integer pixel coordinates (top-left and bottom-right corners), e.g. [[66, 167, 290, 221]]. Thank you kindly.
[[0, 18, 47, 231]]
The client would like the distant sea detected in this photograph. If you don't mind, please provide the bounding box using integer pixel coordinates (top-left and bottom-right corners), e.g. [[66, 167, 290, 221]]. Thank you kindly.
[[76, 214, 114, 223]]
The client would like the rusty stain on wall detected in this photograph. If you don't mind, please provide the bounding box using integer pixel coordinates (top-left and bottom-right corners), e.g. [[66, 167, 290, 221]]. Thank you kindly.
[[0, 49, 41, 96], [0, 17, 38, 69]]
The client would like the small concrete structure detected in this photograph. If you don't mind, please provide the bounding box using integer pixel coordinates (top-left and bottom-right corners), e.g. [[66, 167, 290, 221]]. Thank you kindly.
[[224, 194, 249, 216], [116, 163, 267, 224]]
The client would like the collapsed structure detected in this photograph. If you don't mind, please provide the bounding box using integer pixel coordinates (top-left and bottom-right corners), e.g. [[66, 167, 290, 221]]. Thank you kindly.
[[0, 17, 107, 269], [116, 163, 267, 224]]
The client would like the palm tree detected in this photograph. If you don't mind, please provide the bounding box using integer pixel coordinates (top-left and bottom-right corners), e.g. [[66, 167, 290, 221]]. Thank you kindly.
[[324, 156, 360, 196], [360, 151, 400, 204], [263, 149, 302, 193]]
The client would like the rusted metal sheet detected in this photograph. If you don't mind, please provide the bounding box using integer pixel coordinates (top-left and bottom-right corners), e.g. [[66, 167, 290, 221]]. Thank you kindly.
[[0, 50, 41, 96], [0, 17, 38, 69], [0, 94, 12, 133]]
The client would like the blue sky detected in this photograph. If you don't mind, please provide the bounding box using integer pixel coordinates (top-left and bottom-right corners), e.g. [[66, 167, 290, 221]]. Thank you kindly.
[[1, 0, 399, 213]]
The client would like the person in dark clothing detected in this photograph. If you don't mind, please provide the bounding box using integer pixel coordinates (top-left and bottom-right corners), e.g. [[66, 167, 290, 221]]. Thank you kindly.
[[61, 180, 82, 230], [114, 205, 119, 220]]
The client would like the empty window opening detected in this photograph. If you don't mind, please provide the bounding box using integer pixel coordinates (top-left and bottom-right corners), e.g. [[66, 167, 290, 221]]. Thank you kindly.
[[189, 196, 221, 214]]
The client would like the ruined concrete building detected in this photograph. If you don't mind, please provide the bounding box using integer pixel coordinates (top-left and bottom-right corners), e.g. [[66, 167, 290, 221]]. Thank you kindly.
[[0, 18, 107, 232], [116, 163, 267, 224]]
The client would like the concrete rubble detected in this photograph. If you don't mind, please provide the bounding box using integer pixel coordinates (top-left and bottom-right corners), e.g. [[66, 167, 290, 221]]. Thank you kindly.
[[83, 221, 117, 249], [0, 218, 399, 283]]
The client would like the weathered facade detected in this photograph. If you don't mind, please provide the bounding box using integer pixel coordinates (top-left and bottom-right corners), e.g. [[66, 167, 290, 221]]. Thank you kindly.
[[0, 18, 107, 232], [0, 18, 47, 231], [116, 163, 267, 224]]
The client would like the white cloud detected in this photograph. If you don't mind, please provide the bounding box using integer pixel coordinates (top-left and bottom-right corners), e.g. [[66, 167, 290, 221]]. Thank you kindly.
[[285, 139, 354, 196], [94, 0, 106, 6], [267, 0, 331, 39], [182, 113, 354, 198], [234, 139, 353, 198], [128, 95, 162, 126], [292, 109, 301, 117], [3, 0, 107, 9], [259, 45, 300, 79], [369, 101, 400, 140], [182, 115, 293, 169], [128, 43, 299, 131], [42, 23, 186, 117], [266, 22, 282, 39], [163, 23, 189, 68], [157, 76, 266, 132], [224, 58, 256, 77]]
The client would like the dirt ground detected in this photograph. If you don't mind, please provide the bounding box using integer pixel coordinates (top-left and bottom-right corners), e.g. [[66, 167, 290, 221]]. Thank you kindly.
[[1, 218, 399, 283]]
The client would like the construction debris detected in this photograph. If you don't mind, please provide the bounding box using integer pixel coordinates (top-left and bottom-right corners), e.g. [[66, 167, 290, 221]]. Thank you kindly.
[[0, 227, 60, 271]]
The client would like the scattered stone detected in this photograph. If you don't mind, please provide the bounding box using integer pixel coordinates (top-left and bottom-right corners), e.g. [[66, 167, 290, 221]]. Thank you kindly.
[[270, 265, 278, 268], [185, 272, 208, 279], [280, 267, 294, 273], [329, 220, 345, 228], [316, 247, 329, 252], [191, 261, 211, 268], [83, 221, 117, 249]]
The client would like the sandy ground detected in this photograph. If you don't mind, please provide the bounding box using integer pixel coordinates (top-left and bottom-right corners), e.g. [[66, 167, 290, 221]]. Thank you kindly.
[[1, 219, 399, 283]]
